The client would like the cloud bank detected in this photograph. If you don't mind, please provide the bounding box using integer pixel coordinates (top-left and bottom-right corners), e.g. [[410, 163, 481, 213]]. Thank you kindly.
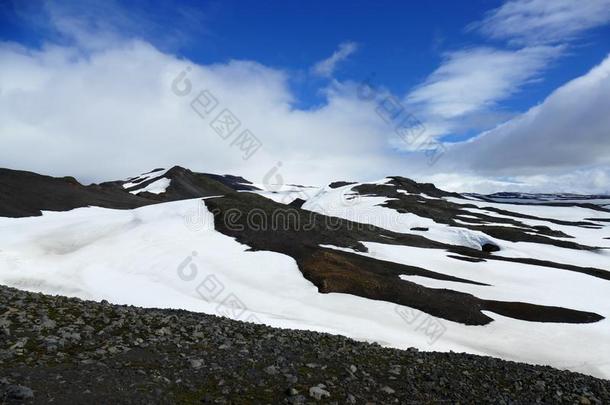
[[0, 40, 399, 186], [416, 54, 610, 194], [0, 1, 609, 194]]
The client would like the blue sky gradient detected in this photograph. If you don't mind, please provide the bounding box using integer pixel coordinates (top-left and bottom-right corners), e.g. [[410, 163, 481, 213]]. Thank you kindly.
[[3, 0, 609, 119]]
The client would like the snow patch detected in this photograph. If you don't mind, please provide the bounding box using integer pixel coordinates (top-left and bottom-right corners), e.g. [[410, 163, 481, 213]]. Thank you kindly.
[[130, 177, 171, 195]]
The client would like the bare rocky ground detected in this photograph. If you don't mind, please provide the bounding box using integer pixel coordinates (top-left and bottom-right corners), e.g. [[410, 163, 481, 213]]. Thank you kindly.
[[1, 285, 608, 404]]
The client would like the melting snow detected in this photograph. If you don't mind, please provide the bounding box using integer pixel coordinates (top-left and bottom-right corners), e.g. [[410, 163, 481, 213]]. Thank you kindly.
[[129, 177, 171, 195], [0, 191, 609, 379]]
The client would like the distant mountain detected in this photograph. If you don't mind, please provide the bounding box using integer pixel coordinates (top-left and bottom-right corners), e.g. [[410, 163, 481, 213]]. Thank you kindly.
[[0, 166, 254, 218], [466, 191, 610, 208]]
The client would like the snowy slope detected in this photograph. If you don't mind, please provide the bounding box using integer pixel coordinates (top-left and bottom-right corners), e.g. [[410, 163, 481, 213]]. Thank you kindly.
[[1, 196, 609, 379], [247, 183, 323, 204], [129, 177, 171, 195], [302, 181, 610, 258], [122, 168, 169, 190]]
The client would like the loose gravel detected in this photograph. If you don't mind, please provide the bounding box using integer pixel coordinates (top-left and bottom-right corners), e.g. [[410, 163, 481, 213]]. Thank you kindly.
[[1, 285, 608, 404]]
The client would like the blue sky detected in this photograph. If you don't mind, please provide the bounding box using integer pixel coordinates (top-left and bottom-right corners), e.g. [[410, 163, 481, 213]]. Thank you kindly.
[[3, 0, 609, 116], [1, 0, 610, 192]]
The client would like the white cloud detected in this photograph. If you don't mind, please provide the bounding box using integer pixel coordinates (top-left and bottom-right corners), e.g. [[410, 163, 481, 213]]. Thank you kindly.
[[470, 0, 610, 45], [1, 2, 609, 195], [406, 0, 610, 146], [312, 42, 358, 78], [0, 39, 398, 186], [460, 53, 610, 172], [8, 0, 207, 52], [406, 46, 560, 119], [412, 53, 610, 194], [1, 38, 608, 194], [400, 45, 562, 149]]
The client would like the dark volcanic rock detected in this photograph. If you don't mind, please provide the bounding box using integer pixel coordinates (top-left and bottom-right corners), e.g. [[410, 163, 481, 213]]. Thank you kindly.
[[288, 198, 306, 208], [447, 255, 486, 263], [482, 243, 501, 253], [586, 218, 610, 223], [344, 176, 603, 251], [361, 176, 459, 198], [0, 166, 251, 218], [1, 285, 609, 404], [0, 168, 153, 218], [5, 385, 34, 400], [199, 172, 260, 191], [120, 166, 240, 200], [204, 192, 604, 325], [328, 181, 356, 189]]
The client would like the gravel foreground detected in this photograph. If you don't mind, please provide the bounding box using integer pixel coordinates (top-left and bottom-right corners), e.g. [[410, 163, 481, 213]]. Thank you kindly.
[[0, 285, 608, 404]]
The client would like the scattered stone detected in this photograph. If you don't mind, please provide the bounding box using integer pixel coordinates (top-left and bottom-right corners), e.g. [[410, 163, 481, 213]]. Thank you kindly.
[[40, 317, 57, 329], [189, 359, 204, 369], [309, 385, 331, 400], [264, 365, 279, 375], [5, 385, 34, 400], [388, 365, 401, 375], [287, 394, 306, 404], [482, 243, 501, 253], [0, 284, 608, 404]]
